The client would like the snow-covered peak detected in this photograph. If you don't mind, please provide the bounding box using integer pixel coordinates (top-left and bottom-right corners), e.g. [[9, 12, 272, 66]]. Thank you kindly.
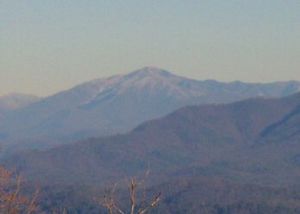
[[129, 66, 172, 76], [115, 67, 186, 93], [79, 67, 178, 89], [80, 67, 180, 93], [76, 67, 194, 105]]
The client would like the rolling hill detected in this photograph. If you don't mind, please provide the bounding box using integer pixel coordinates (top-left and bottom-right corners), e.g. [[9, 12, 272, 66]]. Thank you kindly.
[[4, 92, 300, 186]]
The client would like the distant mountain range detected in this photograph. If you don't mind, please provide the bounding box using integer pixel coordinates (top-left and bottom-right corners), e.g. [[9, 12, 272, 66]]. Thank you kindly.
[[5, 92, 300, 186], [1, 67, 300, 150], [2, 71, 300, 213], [0, 93, 39, 115]]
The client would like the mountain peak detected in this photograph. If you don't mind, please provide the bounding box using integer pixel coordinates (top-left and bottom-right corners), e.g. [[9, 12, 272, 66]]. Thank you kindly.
[[141, 66, 166, 72], [127, 66, 173, 79]]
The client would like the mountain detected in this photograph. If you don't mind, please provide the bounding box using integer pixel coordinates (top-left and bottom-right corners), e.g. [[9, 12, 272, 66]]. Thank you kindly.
[[0, 93, 39, 113], [0, 93, 40, 142], [1, 67, 300, 150], [4, 92, 300, 186], [259, 104, 300, 144]]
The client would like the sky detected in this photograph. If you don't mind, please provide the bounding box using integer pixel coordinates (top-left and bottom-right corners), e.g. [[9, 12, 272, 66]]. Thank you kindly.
[[1, 0, 299, 96]]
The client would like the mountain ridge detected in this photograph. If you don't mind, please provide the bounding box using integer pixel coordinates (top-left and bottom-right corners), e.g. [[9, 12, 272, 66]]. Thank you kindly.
[[1, 67, 300, 151]]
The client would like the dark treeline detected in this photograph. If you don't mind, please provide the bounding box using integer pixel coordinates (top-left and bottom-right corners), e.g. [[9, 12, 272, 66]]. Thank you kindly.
[[29, 176, 300, 214]]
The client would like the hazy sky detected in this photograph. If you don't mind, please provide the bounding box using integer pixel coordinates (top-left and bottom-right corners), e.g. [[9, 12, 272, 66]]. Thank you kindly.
[[1, 0, 299, 96]]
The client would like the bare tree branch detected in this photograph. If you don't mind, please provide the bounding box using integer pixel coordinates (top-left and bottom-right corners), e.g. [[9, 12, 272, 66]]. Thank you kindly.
[[100, 174, 161, 214]]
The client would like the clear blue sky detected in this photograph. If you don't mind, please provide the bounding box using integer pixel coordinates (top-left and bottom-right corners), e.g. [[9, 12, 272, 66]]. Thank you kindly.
[[1, 0, 299, 96]]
